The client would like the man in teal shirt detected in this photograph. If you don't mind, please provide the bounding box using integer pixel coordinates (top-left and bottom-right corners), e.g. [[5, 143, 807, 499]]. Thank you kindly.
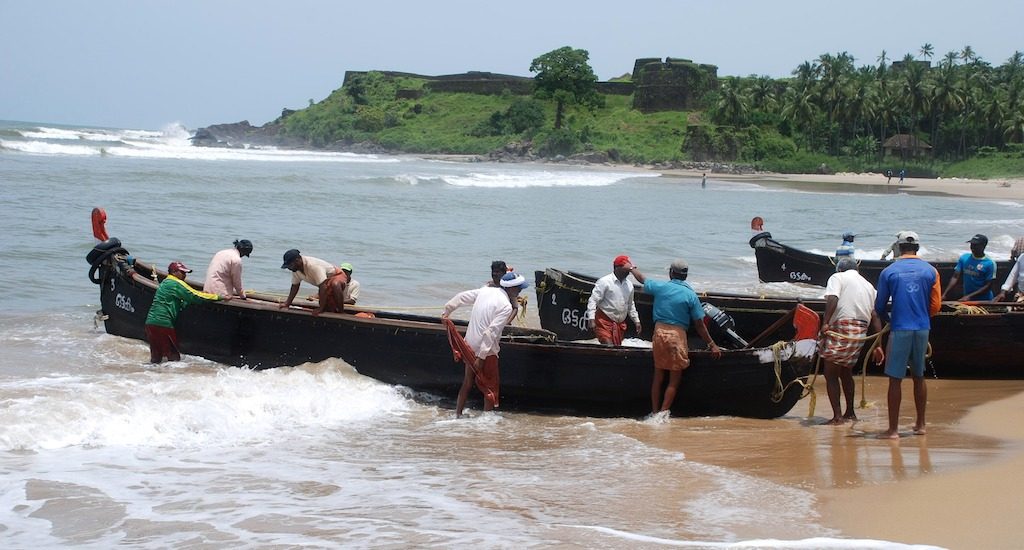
[[629, 259, 721, 415], [942, 234, 997, 301], [145, 261, 228, 363]]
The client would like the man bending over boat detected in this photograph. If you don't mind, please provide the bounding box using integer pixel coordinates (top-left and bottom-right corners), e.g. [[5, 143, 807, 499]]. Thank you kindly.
[[819, 257, 884, 425], [442, 271, 529, 417], [585, 255, 641, 345], [279, 249, 349, 316], [145, 261, 229, 363], [630, 260, 722, 415]]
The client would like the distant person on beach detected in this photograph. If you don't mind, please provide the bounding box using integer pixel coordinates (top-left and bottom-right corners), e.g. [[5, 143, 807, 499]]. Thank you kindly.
[[819, 257, 884, 425], [279, 249, 349, 315], [145, 261, 228, 363], [898, 168, 906, 183], [629, 260, 722, 415], [880, 232, 904, 261], [835, 232, 856, 260], [585, 255, 642, 345], [203, 239, 252, 300], [886, 169, 893, 184], [942, 234, 997, 302], [442, 271, 528, 417], [874, 231, 941, 439], [701, 173, 707, 189], [340, 263, 359, 305]]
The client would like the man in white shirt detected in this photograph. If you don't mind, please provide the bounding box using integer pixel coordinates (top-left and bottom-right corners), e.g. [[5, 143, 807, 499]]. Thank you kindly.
[[442, 271, 528, 417], [995, 250, 1024, 303], [340, 263, 360, 305], [585, 255, 641, 345], [820, 257, 884, 425], [279, 249, 349, 316], [203, 239, 252, 299]]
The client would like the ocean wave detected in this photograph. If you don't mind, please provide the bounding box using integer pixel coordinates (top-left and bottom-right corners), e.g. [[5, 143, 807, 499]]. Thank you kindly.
[[442, 170, 657, 188]]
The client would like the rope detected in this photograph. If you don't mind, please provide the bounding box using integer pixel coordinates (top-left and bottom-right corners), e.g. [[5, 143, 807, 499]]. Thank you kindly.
[[769, 341, 817, 416], [948, 303, 990, 315]]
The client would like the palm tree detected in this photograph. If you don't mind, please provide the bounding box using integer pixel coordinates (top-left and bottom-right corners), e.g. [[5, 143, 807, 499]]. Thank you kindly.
[[919, 43, 934, 62], [781, 83, 820, 150], [961, 45, 976, 64], [715, 79, 749, 127]]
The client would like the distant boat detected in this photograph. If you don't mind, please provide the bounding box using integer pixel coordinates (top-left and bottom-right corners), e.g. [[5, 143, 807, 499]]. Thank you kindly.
[[748, 231, 1014, 300], [86, 239, 816, 419]]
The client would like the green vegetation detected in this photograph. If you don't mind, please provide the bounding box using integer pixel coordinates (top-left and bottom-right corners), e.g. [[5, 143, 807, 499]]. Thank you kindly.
[[278, 46, 1024, 178]]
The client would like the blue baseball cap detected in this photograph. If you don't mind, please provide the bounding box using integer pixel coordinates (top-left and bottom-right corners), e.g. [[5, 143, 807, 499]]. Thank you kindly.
[[500, 271, 529, 290]]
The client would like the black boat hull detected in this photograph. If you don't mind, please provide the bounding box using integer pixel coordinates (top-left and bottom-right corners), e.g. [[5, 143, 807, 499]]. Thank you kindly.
[[93, 251, 815, 419], [535, 268, 1024, 379]]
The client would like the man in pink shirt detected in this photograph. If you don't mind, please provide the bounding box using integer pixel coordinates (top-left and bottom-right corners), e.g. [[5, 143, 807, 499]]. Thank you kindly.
[[203, 239, 253, 300]]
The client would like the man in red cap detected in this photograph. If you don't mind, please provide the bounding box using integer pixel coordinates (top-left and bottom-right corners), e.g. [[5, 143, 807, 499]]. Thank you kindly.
[[144, 261, 229, 363], [585, 255, 641, 345]]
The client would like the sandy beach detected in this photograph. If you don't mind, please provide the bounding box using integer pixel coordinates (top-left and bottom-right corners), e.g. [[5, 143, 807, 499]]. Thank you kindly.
[[664, 168, 1024, 201]]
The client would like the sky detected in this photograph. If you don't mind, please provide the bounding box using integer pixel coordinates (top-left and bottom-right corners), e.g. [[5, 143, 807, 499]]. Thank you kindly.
[[2, 0, 1022, 130]]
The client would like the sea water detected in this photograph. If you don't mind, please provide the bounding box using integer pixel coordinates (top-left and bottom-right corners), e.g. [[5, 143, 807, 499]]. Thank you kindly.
[[1, 120, 1013, 547]]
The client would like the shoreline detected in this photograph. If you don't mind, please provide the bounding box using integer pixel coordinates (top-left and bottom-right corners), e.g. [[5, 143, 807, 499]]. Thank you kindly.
[[415, 153, 1024, 201]]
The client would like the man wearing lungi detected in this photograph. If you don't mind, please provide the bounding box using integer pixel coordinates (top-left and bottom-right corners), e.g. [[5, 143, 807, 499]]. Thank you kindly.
[[630, 260, 722, 415], [279, 249, 349, 316], [585, 255, 642, 345], [820, 257, 884, 425]]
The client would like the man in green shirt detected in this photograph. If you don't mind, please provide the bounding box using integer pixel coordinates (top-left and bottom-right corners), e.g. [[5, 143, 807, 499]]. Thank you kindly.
[[145, 261, 228, 363]]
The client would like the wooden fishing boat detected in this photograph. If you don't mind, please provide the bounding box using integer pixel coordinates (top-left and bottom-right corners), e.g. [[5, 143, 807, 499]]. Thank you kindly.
[[748, 231, 1015, 300], [536, 268, 1024, 379], [86, 239, 816, 419]]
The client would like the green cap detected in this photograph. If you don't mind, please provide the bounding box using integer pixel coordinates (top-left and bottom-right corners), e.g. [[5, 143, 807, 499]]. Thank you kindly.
[[340, 262, 353, 272]]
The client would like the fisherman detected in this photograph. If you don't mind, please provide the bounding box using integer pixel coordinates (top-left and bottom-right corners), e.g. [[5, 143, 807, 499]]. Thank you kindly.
[[585, 255, 642, 345], [279, 249, 349, 316], [942, 234, 998, 302], [994, 242, 1024, 302], [835, 232, 856, 259], [145, 261, 229, 363], [629, 260, 722, 415], [203, 239, 253, 300], [874, 231, 942, 439], [819, 257, 884, 425], [880, 232, 904, 261], [340, 262, 360, 305], [442, 271, 529, 417]]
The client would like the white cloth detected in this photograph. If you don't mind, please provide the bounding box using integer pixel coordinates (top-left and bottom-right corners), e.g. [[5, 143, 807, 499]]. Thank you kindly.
[[585, 273, 640, 325], [443, 287, 513, 359], [824, 269, 877, 323], [290, 255, 339, 287], [203, 248, 244, 297], [344, 278, 361, 303], [1001, 255, 1024, 292]]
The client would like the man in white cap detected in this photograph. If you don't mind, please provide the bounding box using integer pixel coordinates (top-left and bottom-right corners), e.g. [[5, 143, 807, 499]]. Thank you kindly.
[[819, 257, 884, 425], [874, 231, 942, 439], [629, 259, 722, 415], [442, 271, 529, 417]]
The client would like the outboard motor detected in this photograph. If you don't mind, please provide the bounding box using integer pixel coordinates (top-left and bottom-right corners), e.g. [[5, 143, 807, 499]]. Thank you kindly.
[[701, 302, 749, 348], [87, 237, 127, 284]]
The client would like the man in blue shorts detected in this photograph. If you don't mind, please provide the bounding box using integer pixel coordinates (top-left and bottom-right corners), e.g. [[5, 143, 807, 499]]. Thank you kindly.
[[942, 234, 998, 301], [874, 231, 942, 439]]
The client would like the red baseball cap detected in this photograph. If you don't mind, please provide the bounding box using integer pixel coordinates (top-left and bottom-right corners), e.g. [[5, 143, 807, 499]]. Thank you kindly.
[[167, 261, 192, 274], [613, 255, 631, 267]]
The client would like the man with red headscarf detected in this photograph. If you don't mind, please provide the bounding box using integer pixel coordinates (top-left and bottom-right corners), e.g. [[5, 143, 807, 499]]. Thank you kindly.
[[585, 255, 641, 345]]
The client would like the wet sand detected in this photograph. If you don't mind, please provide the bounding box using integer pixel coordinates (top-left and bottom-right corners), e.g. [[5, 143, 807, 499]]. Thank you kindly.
[[611, 376, 1024, 549]]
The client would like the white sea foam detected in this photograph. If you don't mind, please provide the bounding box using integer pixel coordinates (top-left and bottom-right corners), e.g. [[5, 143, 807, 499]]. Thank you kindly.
[[443, 169, 656, 188], [0, 359, 411, 451]]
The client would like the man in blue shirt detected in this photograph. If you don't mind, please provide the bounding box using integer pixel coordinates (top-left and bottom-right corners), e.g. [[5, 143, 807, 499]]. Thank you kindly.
[[942, 234, 998, 301], [629, 259, 722, 415], [835, 231, 856, 260], [874, 231, 942, 439]]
